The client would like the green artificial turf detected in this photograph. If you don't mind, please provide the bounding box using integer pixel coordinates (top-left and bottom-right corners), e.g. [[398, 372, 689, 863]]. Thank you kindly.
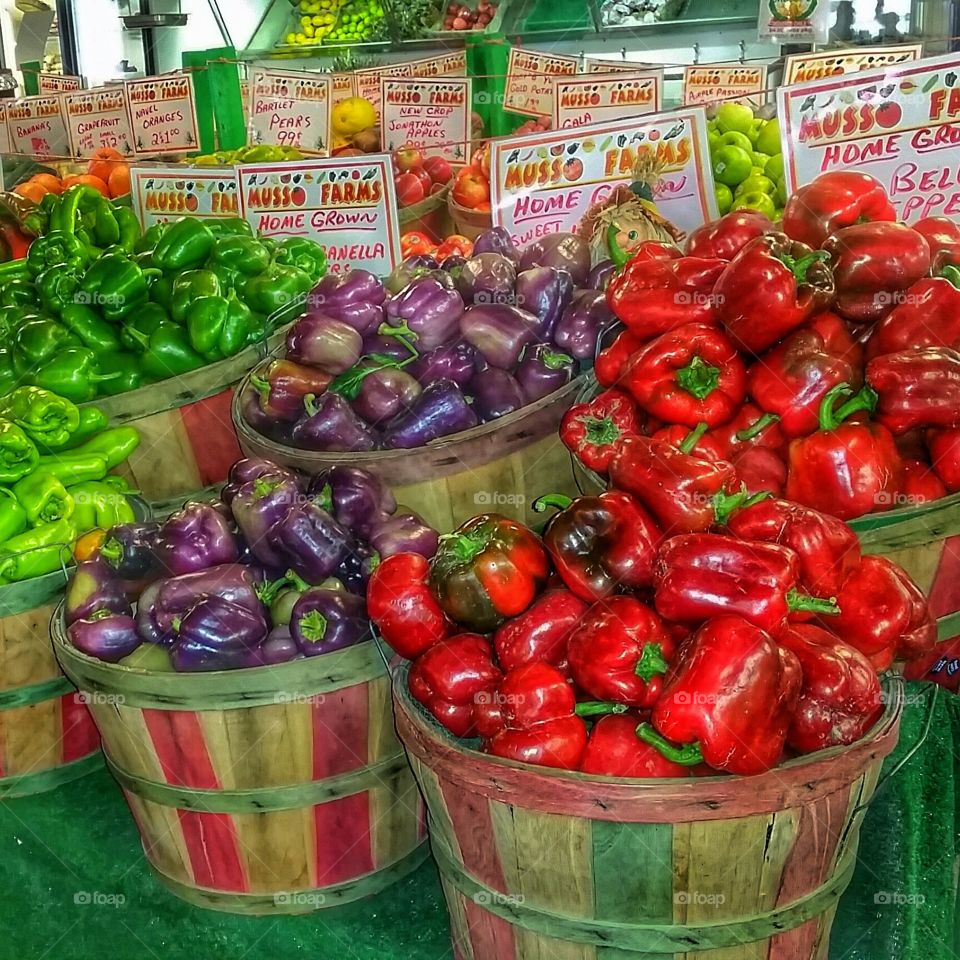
[[0, 682, 956, 960]]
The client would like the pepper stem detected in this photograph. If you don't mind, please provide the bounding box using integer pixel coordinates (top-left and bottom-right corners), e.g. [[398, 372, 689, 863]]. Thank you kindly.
[[818, 382, 878, 431], [378, 321, 417, 342], [607, 222, 630, 270], [777, 249, 830, 284], [679, 422, 709, 455], [302, 393, 319, 417], [98, 537, 121, 567], [736, 412, 780, 442], [635, 642, 669, 682], [574, 701, 629, 718], [713, 485, 771, 526], [533, 494, 573, 513], [787, 589, 840, 616], [297, 610, 328, 643], [250, 374, 270, 400], [579, 415, 621, 449], [675, 355, 720, 400], [284, 569, 311, 592], [940, 264, 960, 290], [635, 723, 704, 766]]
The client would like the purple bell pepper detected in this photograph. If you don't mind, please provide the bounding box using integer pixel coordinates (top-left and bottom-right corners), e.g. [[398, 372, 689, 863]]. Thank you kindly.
[[384, 255, 439, 295], [69, 612, 141, 663], [308, 465, 397, 535], [588, 259, 616, 291], [472, 227, 520, 264], [460, 303, 539, 369], [382, 379, 478, 448], [514, 267, 575, 338], [515, 343, 576, 401], [456, 253, 517, 305], [553, 289, 615, 361], [408, 341, 476, 388], [221, 458, 303, 506], [174, 594, 268, 661], [291, 393, 380, 452], [231, 473, 302, 568], [290, 588, 370, 656], [361, 332, 416, 364], [519, 232, 591, 286], [98, 522, 161, 582], [351, 368, 422, 425], [256, 625, 301, 665], [240, 388, 285, 441], [285, 314, 363, 375], [439, 254, 467, 274], [369, 512, 439, 559], [65, 559, 131, 625], [269, 500, 354, 583], [310, 269, 385, 329], [154, 502, 239, 576], [470, 367, 527, 421], [135, 580, 166, 644], [382, 276, 464, 351]]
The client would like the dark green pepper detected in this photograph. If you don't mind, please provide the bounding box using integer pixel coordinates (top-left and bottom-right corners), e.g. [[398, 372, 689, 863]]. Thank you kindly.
[[70, 426, 140, 468], [0, 490, 28, 544], [274, 237, 327, 282], [207, 217, 254, 238], [26, 230, 90, 277], [0, 518, 76, 581], [121, 303, 169, 353], [152, 218, 216, 270], [242, 264, 313, 316], [14, 319, 81, 372], [13, 470, 75, 524], [126, 322, 206, 381], [32, 348, 123, 403], [0, 387, 81, 447], [207, 262, 241, 293], [186, 292, 254, 361], [210, 235, 272, 276], [95, 351, 146, 395], [170, 269, 222, 324], [0, 417, 39, 483], [135, 222, 166, 255], [0, 278, 38, 309], [113, 205, 141, 253], [149, 273, 175, 310], [60, 303, 122, 353], [0, 306, 39, 344], [35, 267, 81, 316], [35, 451, 108, 485], [78, 254, 157, 322]]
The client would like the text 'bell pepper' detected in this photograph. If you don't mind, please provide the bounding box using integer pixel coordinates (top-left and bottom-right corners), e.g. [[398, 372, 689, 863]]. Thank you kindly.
[[866, 347, 960, 434], [559, 389, 640, 473]]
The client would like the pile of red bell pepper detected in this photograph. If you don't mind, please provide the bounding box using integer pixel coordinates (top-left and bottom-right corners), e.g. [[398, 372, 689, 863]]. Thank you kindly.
[[568, 171, 960, 521], [367, 493, 933, 777]]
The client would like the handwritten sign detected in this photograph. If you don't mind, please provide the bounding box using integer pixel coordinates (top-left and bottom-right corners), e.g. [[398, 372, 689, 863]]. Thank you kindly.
[[249, 68, 331, 154], [64, 87, 136, 158], [38, 73, 83, 94], [125, 74, 200, 155], [0, 103, 11, 154], [408, 51, 468, 78], [552, 73, 661, 130], [783, 44, 924, 85], [491, 108, 716, 249], [683, 64, 768, 107], [131, 166, 241, 229], [7, 95, 69, 159], [332, 73, 354, 108], [778, 52, 960, 222], [504, 48, 579, 119], [238, 156, 400, 276], [585, 59, 661, 75], [355, 62, 413, 120], [381, 77, 471, 162]]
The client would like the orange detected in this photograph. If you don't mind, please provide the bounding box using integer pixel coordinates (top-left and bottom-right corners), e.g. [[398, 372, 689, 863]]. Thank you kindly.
[[61, 174, 110, 197], [107, 164, 131, 198], [30, 173, 64, 194], [13, 181, 47, 203], [87, 147, 124, 184]]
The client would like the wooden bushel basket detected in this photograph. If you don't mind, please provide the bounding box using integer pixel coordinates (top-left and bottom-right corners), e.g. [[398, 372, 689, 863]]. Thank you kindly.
[[52, 611, 427, 915], [394, 667, 902, 960]]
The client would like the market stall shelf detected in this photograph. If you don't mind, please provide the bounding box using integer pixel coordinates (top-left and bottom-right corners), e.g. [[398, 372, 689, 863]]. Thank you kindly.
[[52, 616, 426, 915], [394, 665, 902, 960]]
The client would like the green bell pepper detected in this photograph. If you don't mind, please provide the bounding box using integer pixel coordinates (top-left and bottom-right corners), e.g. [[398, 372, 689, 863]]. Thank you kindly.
[[78, 253, 158, 322], [95, 351, 145, 395], [149, 274, 175, 310], [135, 222, 166, 255], [125, 322, 206, 381], [0, 387, 81, 448], [0, 490, 28, 545], [26, 231, 90, 277], [0, 306, 38, 345], [35, 451, 108, 485], [33, 348, 124, 403], [152, 218, 216, 270], [35, 267, 81, 316], [14, 319, 81, 372], [113, 205, 141, 253], [67, 480, 135, 530], [245, 311, 268, 346], [0, 517, 76, 581], [207, 217, 254, 238], [60, 303, 122, 353], [170, 269, 222, 324], [13, 470, 75, 524], [207, 262, 241, 293], [274, 237, 327, 282], [210, 235, 272, 276], [186, 292, 254, 361], [0, 418, 39, 484], [70, 426, 140, 468], [37, 406, 109, 452], [21, 192, 59, 238], [0, 350, 22, 399], [0, 277, 38, 309], [120, 303, 169, 353], [242, 264, 313, 316]]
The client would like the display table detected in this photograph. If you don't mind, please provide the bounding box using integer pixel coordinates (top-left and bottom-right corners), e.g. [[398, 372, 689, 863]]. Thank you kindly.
[[0, 682, 956, 960]]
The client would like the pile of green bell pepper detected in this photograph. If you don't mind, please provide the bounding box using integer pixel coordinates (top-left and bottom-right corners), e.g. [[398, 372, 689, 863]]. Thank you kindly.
[[0, 386, 140, 582]]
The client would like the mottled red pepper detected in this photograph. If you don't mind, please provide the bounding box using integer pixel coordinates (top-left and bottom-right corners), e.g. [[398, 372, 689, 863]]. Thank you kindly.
[[867, 347, 960, 435], [867, 277, 960, 359], [708, 402, 787, 460], [732, 447, 787, 498], [652, 422, 726, 462]]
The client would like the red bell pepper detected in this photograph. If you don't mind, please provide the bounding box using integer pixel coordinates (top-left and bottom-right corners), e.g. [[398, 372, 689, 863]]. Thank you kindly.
[[606, 255, 727, 339], [609, 435, 743, 534], [482, 661, 595, 770], [901, 459, 948, 504], [580, 714, 694, 778], [567, 596, 675, 708], [806, 311, 864, 377], [654, 533, 839, 632], [708, 402, 787, 460], [748, 328, 856, 438], [778, 623, 883, 754], [620, 239, 682, 264], [536, 491, 662, 600], [726, 497, 860, 598], [595, 329, 644, 388], [782, 171, 896, 249], [623, 322, 747, 428], [639, 615, 802, 775], [429, 515, 549, 632], [823, 222, 931, 324], [826, 555, 936, 663], [492, 588, 588, 674], [367, 553, 450, 659], [408, 633, 502, 737], [912, 216, 960, 270], [732, 448, 787, 498], [652, 422, 726, 462], [560, 389, 641, 473], [685, 210, 776, 261], [928, 427, 960, 492], [785, 383, 903, 521], [714, 233, 835, 355], [867, 277, 960, 359], [867, 347, 960, 435]]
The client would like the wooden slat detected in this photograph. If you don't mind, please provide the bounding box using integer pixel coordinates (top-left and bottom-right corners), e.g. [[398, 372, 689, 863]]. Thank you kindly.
[[233, 808, 312, 892], [3, 700, 61, 777], [93, 704, 166, 783], [121, 408, 203, 501], [125, 791, 193, 884], [0, 601, 61, 689]]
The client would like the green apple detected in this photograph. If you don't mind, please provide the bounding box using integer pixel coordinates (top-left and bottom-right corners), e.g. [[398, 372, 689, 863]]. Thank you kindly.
[[716, 102, 755, 136], [707, 118, 719, 132], [718, 130, 753, 153], [711, 145, 753, 187], [732, 191, 777, 219], [715, 182, 733, 215], [752, 151, 771, 169], [755, 117, 781, 157], [735, 174, 776, 197], [747, 117, 764, 144], [764, 153, 784, 182], [708, 131, 722, 152], [750, 166, 767, 177]]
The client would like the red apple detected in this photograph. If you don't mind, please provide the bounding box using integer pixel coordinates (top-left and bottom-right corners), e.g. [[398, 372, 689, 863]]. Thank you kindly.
[[394, 145, 424, 172], [452, 169, 489, 209], [423, 155, 453, 184], [396, 172, 426, 207], [411, 167, 433, 194]]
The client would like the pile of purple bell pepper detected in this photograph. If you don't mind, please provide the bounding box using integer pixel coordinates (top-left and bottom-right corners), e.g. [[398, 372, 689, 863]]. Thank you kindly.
[[240, 228, 616, 452], [65, 457, 440, 671]]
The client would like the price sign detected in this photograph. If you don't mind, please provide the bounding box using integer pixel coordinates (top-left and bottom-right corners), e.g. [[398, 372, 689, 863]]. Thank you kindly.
[[238, 156, 401, 276], [38, 73, 83, 94], [355, 62, 413, 120], [584, 59, 662, 75], [407, 51, 468, 78], [381, 77, 472, 162], [552, 73, 661, 130], [0, 103, 11, 154], [504, 47, 579, 119], [783, 44, 923, 85], [64, 86, 136, 158], [131, 167, 241, 229], [249, 68, 332, 154], [683, 64, 768, 107], [7, 95, 69, 159], [778, 52, 960, 222], [491, 108, 716, 248], [125, 74, 200, 155]]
